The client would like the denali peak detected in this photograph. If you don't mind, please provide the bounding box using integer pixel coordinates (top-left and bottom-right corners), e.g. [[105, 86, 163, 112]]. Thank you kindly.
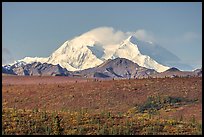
[[9, 27, 171, 72]]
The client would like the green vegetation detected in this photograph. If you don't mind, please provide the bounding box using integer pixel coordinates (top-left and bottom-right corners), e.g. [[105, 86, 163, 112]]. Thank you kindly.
[[135, 95, 198, 114]]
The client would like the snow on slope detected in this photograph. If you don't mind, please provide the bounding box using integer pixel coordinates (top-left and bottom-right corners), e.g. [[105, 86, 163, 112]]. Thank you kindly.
[[9, 57, 48, 66], [18, 57, 48, 64], [113, 36, 169, 72], [47, 40, 103, 71], [11, 27, 170, 72]]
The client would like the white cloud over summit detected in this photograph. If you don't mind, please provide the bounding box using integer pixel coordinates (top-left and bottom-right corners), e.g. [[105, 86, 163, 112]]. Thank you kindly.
[[78, 26, 156, 46], [79, 27, 128, 45]]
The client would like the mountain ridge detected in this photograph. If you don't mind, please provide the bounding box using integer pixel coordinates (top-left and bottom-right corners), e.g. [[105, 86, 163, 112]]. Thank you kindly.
[[7, 27, 173, 72], [3, 58, 201, 78], [5, 27, 196, 72], [3, 62, 69, 76]]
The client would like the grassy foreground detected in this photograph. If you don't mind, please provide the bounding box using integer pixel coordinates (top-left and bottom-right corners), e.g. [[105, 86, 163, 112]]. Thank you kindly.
[[2, 95, 202, 135]]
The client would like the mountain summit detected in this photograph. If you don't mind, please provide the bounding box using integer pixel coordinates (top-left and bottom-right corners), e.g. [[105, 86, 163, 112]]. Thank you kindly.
[[10, 27, 171, 72]]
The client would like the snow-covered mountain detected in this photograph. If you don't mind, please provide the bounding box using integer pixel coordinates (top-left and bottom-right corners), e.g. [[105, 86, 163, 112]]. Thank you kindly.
[[129, 37, 193, 71], [9, 27, 171, 72]]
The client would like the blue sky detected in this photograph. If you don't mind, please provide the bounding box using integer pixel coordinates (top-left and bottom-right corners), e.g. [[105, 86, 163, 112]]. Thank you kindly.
[[2, 2, 202, 69]]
